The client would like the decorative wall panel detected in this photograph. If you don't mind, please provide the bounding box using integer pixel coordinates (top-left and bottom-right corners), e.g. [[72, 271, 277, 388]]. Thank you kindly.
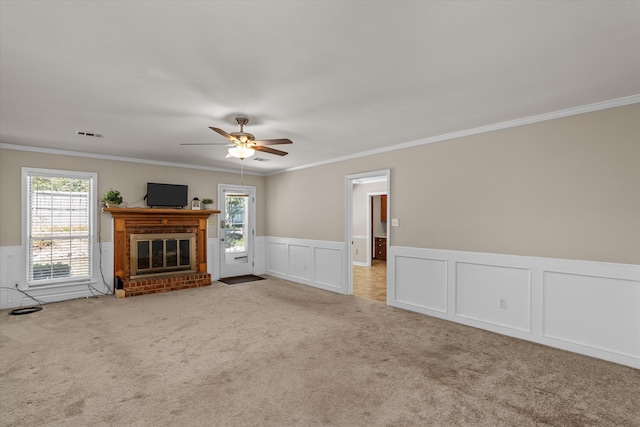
[[395, 256, 447, 312]]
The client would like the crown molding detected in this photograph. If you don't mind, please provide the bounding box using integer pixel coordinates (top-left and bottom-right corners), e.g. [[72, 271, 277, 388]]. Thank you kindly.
[[271, 94, 640, 176], [0, 143, 267, 176], [3, 95, 638, 177]]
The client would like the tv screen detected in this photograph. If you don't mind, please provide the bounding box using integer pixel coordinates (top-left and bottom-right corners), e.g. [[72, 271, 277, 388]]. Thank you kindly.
[[146, 183, 188, 208]]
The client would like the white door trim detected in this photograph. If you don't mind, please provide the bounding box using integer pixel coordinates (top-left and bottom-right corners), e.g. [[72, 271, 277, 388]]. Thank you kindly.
[[218, 184, 256, 278], [345, 169, 391, 296]]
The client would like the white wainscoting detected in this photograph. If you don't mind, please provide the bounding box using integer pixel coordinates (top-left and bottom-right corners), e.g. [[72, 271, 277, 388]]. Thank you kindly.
[[207, 237, 220, 281], [265, 237, 346, 293], [456, 262, 531, 332], [388, 246, 640, 369], [289, 244, 312, 282], [0, 246, 23, 309], [0, 243, 114, 310], [394, 255, 448, 313]]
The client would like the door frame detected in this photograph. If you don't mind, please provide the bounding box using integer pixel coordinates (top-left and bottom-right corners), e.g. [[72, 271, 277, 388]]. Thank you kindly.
[[217, 184, 256, 278], [345, 169, 390, 297]]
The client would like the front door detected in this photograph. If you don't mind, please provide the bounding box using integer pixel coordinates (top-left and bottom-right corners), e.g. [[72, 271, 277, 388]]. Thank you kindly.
[[219, 185, 255, 278]]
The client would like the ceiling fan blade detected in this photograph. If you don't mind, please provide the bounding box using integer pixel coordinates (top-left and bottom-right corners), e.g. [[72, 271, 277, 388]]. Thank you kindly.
[[179, 142, 232, 146], [253, 138, 293, 146], [254, 145, 288, 156], [210, 127, 239, 144]]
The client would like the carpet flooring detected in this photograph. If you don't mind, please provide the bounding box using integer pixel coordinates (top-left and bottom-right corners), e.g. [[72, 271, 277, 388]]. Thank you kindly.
[[1, 276, 639, 426]]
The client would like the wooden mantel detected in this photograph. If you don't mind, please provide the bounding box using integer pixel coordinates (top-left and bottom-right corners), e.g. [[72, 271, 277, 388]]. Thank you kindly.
[[103, 207, 220, 296], [104, 207, 220, 220]]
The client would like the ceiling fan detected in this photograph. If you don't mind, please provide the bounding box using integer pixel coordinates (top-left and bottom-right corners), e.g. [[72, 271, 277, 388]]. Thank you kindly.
[[181, 117, 292, 159]]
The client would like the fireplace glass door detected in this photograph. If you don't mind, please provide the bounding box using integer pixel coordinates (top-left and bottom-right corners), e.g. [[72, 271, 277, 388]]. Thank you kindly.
[[130, 233, 196, 278]]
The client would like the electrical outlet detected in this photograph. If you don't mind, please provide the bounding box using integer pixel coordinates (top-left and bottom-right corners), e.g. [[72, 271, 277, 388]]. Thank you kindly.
[[499, 299, 507, 310], [392, 218, 399, 227]]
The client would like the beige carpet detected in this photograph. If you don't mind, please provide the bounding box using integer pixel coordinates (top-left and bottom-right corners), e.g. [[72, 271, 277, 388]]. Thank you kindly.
[[1, 276, 638, 426]]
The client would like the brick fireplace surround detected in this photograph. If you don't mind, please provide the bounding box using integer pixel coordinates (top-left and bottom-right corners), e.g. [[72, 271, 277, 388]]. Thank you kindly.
[[104, 208, 220, 297]]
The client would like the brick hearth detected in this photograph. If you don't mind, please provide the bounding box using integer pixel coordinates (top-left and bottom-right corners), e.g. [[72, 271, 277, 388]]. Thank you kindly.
[[104, 207, 220, 297], [125, 273, 212, 296]]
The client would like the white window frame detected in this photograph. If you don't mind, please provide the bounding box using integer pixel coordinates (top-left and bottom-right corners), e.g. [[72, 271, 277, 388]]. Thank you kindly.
[[22, 167, 98, 288]]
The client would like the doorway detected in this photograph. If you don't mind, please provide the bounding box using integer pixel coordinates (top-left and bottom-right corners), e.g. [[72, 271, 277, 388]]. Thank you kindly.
[[345, 170, 390, 302], [218, 184, 255, 278]]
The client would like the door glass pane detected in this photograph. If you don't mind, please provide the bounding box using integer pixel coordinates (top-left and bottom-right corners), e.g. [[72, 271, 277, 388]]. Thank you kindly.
[[225, 194, 248, 260]]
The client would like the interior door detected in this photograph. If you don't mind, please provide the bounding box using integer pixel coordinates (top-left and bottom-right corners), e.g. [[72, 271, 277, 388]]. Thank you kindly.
[[219, 185, 255, 278]]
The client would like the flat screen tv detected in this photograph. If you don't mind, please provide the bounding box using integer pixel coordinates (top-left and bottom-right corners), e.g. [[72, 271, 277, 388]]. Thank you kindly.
[[146, 183, 188, 208]]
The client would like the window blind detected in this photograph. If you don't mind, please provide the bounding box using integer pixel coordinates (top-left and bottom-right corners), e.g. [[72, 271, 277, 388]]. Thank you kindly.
[[27, 173, 93, 285]]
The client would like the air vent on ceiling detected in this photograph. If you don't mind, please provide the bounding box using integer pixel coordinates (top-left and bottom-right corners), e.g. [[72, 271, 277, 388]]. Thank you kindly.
[[76, 131, 103, 138], [253, 157, 270, 162]]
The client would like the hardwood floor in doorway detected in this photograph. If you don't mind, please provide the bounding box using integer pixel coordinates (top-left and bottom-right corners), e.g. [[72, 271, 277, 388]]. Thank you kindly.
[[353, 259, 386, 302]]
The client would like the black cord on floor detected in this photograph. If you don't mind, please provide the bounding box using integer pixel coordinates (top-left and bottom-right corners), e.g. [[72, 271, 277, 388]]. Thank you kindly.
[[10, 306, 43, 315]]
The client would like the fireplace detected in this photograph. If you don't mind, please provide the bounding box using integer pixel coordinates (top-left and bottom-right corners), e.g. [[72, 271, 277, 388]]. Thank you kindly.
[[130, 233, 196, 278], [104, 207, 219, 297]]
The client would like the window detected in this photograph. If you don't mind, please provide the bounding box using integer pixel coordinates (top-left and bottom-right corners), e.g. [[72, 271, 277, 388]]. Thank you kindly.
[[23, 168, 97, 286]]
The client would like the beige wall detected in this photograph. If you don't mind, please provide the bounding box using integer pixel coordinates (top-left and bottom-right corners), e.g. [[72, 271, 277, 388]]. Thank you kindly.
[[2, 104, 638, 264], [0, 150, 266, 244], [352, 181, 387, 237], [266, 104, 640, 265]]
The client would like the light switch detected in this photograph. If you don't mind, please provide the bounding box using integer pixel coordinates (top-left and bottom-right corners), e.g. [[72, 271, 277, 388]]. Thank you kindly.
[[392, 218, 399, 227]]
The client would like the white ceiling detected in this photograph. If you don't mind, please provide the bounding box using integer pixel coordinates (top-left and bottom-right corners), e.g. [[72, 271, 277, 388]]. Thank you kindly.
[[1, 1, 639, 174]]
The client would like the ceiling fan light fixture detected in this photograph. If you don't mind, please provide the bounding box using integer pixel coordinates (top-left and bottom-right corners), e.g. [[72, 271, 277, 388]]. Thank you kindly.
[[228, 146, 255, 159]]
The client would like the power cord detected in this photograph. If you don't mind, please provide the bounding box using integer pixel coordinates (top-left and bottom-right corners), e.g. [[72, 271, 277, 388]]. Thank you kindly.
[[1, 285, 44, 315], [93, 203, 114, 296], [93, 191, 147, 296]]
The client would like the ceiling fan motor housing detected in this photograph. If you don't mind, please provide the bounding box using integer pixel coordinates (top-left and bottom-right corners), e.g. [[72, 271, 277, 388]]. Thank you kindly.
[[230, 131, 255, 144]]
